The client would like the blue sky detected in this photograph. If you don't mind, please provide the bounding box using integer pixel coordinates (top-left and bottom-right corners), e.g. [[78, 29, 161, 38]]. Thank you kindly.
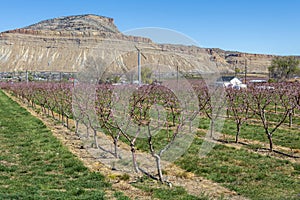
[[0, 0, 299, 55]]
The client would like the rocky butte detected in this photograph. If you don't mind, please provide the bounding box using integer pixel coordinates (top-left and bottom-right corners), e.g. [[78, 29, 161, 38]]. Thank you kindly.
[[0, 14, 281, 75]]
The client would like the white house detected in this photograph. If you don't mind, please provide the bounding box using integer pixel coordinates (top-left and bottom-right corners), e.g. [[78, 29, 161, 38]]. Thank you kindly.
[[216, 76, 246, 88]]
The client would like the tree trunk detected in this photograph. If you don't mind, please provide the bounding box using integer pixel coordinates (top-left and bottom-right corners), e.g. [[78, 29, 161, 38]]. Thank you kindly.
[[189, 120, 192, 133], [289, 111, 293, 128], [86, 126, 90, 138], [51, 110, 54, 118], [66, 117, 69, 129], [61, 113, 64, 126], [172, 113, 176, 126], [113, 138, 118, 158], [130, 143, 139, 173], [93, 129, 99, 148], [235, 123, 241, 143], [210, 119, 214, 138], [75, 120, 79, 136], [267, 133, 273, 151], [154, 155, 163, 183]]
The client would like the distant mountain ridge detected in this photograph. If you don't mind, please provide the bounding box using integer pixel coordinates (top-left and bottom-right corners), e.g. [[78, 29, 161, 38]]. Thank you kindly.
[[24, 14, 119, 33], [0, 14, 289, 74]]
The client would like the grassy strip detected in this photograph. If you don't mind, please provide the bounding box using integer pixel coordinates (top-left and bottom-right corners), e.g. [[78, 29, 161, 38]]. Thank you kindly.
[[199, 117, 300, 149], [0, 90, 115, 199], [175, 137, 300, 200], [132, 177, 211, 200]]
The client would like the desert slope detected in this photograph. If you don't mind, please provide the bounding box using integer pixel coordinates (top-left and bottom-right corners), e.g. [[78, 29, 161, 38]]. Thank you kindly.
[[0, 14, 278, 74]]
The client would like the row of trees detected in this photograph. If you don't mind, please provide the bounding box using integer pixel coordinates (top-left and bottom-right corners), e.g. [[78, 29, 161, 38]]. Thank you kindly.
[[1, 81, 197, 183], [225, 83, 300, 151], [2, 82, 73, 127], [192, 81, 300, 152], [1, 80, 300, 182]]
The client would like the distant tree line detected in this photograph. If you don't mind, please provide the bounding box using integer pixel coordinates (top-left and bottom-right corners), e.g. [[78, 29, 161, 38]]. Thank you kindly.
[[268, 56, 300, 81]]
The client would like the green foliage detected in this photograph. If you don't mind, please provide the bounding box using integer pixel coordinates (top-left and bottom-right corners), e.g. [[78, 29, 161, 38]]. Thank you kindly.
[[234, 67, 241, 75], [268, 78, 276, 83], [113, 75, 121, 83], [268, 57, 300, 81], [141, 67, 153, 84], [105, 75, 121, 84], [28, 72, 34, 82]]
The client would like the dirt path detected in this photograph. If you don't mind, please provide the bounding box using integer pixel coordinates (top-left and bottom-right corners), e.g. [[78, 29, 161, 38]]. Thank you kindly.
[[5, 91, 248, 200]]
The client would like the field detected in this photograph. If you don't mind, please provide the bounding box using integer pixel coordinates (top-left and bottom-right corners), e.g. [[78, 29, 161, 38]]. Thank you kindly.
[[0, 90, 115, 199], [0, 81, 300, 200], [0, 90, 213, 199]]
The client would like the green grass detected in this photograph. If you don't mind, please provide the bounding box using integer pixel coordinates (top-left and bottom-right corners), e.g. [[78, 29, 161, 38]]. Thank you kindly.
[[109, 113, 300, 199], [0, 90, 112, 199], [132, 177, 211, 200], [0, 90, 208, 200], [175, 138, 300, 200], [199, 117, 300, 149], [113, 191, 131, 200], [115, 115, 300, 199]]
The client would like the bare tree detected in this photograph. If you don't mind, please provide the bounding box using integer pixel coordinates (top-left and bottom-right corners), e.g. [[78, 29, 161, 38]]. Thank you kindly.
[[249, 84, 296, 151], [201, 86, 227, 139], [226, 88, 252, 143]]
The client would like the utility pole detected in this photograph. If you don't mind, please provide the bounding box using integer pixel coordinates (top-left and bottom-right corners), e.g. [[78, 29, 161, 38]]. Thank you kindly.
[[135, 46, 147, 85], [177, 65, 179, 84], [25, 70, 28, 83], [244, 58, 247, 84], [157, 58, 161, 82], [234, 60, 237, 77], [138, 49, 141, 85]]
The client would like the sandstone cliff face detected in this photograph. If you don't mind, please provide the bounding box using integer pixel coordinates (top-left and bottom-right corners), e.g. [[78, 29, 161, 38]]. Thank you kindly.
[[24, 14, 119, 33], [205, 48, 277, 73], [0, 14, 278, 74]]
